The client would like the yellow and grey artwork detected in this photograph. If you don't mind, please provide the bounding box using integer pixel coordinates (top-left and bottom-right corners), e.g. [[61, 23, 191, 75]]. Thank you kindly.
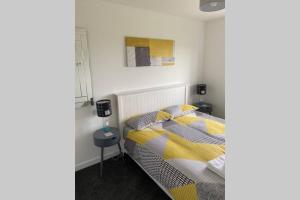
[[125, 37, 175, 67]]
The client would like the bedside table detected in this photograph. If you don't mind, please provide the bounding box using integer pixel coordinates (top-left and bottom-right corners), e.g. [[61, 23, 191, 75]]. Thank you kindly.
[[193, 102, 213, 115], [93, 127, 123, 177]]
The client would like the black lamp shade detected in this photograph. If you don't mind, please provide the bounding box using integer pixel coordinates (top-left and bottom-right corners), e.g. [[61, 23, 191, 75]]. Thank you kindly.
[[96, 99, 112, 117], [197, 84, 207, 95]]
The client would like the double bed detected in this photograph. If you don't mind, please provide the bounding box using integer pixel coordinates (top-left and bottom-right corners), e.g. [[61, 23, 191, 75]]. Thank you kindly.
[[115, 84, 225, 200]]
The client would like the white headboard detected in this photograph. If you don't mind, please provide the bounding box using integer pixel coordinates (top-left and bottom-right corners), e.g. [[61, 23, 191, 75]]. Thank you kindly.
[[114, 83, 188, 133]]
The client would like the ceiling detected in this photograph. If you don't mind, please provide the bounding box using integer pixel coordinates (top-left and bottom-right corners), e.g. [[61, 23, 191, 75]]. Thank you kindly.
[[100, 0, 225, 21]]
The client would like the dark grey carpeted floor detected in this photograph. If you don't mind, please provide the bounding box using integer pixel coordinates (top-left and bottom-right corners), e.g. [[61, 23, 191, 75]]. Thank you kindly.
[[76, 154, 171, 200]]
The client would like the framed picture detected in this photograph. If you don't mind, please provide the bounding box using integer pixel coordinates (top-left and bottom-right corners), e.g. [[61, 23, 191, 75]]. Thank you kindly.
[[125, 37, 175, 67]]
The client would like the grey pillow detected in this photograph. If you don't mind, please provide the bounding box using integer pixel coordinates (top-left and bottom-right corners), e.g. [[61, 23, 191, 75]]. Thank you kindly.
[[126, 110, 172, 130], [163, 104, 198, 118]]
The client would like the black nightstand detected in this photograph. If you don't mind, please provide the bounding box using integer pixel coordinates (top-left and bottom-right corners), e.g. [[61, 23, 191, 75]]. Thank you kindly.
[[193, 102, 213, 115], [93, 127, 123, 177]]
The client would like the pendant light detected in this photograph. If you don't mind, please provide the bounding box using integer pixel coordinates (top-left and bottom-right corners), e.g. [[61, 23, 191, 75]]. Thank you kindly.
[[200, 0, 225, 12]]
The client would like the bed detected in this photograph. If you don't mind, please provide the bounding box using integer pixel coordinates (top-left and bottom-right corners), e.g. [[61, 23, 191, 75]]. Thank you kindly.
[[114, 84, 225, 200]]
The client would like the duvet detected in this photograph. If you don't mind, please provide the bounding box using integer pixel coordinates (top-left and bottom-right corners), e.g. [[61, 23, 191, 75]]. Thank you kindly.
[[124, 112, 225, 200]]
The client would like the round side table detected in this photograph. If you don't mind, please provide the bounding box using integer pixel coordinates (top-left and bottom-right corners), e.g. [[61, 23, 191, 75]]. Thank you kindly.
[[93, 127, 123, 177]]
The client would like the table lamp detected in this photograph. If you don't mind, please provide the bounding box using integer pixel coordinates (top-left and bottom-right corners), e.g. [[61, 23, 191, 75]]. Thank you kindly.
[[96, 99, 112, 132], [197, 84, 207, 101]]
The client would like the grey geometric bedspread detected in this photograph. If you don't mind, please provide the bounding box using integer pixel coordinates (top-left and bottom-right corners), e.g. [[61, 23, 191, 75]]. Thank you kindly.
[[124, 112, 225, 200]]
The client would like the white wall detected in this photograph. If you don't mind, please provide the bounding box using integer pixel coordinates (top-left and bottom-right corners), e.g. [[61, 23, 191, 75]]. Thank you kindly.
[[203, 17, 225, 118], [75, 0, 205, 170]]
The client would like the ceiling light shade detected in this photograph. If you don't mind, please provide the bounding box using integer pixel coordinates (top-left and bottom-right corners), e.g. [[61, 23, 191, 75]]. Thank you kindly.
[[200, 0, 225, 12]]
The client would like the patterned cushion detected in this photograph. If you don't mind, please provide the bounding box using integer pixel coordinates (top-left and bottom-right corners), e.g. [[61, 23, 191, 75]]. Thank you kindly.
[[126, 111, 172, 130], [163, 104, 198, 118]]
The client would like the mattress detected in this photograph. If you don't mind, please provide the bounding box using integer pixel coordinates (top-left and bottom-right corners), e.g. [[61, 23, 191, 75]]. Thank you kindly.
[[123, 112, 225, 200]]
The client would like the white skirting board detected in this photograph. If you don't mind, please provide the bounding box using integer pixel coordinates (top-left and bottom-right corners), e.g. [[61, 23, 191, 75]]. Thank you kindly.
[[75, 150, 120, 171]]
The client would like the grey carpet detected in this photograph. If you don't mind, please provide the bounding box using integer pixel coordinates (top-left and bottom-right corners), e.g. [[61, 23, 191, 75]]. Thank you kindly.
[[76, 154, 171, 200]]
